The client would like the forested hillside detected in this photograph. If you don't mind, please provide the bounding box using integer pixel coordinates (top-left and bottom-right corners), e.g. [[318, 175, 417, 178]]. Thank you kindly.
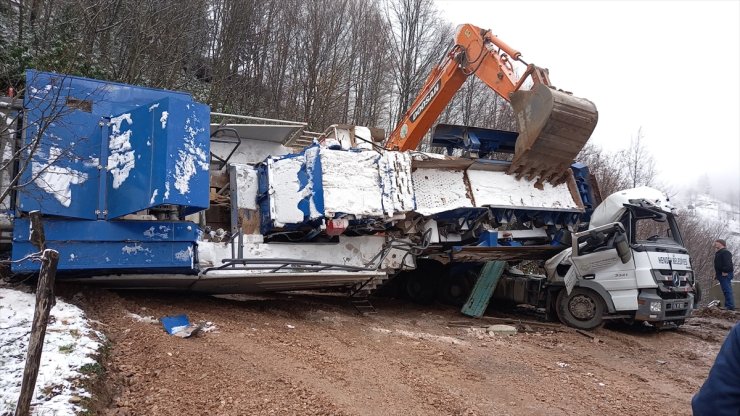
[[0, 0, 516, 134]]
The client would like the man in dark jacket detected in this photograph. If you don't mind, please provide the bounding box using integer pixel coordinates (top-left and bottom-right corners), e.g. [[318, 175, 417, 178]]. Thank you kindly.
[[714, 239, 735, 310], [692, 323, 740, 415]]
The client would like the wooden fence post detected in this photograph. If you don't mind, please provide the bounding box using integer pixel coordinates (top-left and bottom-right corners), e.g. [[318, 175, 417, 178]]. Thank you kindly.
[[14, 211, 59, 416]]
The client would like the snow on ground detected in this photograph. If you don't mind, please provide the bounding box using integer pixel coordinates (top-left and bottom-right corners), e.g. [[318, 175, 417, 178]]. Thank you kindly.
[[0, 288, 102, 415], [681, 193, 740, 245]]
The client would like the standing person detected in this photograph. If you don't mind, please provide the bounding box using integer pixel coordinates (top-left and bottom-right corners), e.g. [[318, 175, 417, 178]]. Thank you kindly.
[[714, 239, 735, 311]]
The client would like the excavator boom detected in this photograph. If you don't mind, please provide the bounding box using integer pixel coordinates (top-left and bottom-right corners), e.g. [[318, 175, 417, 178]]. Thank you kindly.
[[386, 23, 598, 186]]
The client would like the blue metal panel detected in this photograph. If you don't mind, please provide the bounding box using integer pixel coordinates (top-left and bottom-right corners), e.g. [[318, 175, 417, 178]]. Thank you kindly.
[[11, 218, 199, 273], [104, 97, 210, 218], [12, 240, 196, 272], [20, 73, 104, 219], [19, 70, 208, 219], [162, 100, 211, 216], [258, 149, 322, 233], [570, 162, 596, 222], [477, 231, 498, 247], [431, 124, 517, 158], [12, 218, 199, 241]]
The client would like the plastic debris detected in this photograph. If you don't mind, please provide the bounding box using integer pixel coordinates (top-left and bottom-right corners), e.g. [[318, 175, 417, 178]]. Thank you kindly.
[[161, 314, 205, 338]]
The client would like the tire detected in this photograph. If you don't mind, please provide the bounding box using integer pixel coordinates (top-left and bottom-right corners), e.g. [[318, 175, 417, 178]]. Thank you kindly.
[[555, 287, 605, 330], [405, 273, 436, 305], [437, 273, 471, 306]]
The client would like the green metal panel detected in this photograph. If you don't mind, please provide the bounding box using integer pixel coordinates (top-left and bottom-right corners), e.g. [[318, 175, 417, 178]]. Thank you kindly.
[[461, 261, 506, 318]]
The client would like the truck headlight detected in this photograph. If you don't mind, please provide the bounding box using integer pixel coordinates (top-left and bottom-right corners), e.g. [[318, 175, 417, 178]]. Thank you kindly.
[[650, 301, 662, 312]]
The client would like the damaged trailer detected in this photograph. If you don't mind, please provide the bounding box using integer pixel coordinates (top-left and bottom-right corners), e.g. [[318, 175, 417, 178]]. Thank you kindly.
[[0, 71, 696, 329]]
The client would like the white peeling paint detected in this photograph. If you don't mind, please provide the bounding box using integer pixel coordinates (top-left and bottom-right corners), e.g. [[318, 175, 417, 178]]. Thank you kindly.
[[107, 113, 135, 189], [164, 182, 171, 199], [150, 189, 158, 205], [148, 103, 159, 111], [32, 147, 88, 207]]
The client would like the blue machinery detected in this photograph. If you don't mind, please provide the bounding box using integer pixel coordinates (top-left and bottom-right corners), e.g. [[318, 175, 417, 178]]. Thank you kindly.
[[10, 70, 209, 274], [5, 71, 600, 277]]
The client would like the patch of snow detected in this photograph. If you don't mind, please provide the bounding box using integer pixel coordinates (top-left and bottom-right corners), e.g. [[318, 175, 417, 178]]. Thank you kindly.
[[173, 115, 208, 195], [233, 165, 258, 210], [143, 226, 169, 239], [32, 147, 88, 207], [268, 156, 307, 226], [107, 113, 135, 189], [174, 247, 193, 262], [371, 327, 468, 346], [164, 182, 170, 199], [412, 169, 473, 215], [467, 169, 578, 210], [126, 312, 158, 325], [82, 158, 99, 168], [121, 244, 150, 255], [148, 103, 159, 112], [320, 149, 384, 217], [680, 193, 740, 246], [0, 288, 102, 415], [150, 189, 158, 205], [201, 322, 218, 333], [160, 111, 168, 129], [378, 151, 415, 215]]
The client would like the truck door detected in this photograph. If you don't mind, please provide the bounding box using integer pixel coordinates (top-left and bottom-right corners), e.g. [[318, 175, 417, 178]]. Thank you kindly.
[[570, 227, 638, 311]]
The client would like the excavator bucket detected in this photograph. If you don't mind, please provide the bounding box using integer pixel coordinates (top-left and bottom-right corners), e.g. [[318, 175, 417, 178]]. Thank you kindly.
[[508, 83, 598, 187]]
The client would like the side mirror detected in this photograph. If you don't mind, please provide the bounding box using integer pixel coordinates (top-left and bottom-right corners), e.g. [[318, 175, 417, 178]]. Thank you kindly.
[[614, 232, 632, 264]]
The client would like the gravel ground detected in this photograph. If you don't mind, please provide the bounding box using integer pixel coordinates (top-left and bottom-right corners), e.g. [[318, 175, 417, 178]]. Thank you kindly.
[[62, 287, 735, 416]]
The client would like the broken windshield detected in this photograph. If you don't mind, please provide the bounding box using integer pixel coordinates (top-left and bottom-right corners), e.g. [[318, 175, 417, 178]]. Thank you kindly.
[[624, 204, 683, 246]]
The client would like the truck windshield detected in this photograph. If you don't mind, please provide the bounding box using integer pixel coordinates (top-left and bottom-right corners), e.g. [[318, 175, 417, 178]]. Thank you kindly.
[[627, 205, 683, 246]]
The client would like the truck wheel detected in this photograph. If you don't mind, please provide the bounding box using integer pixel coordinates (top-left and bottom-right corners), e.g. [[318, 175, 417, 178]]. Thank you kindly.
[[437, 274, 471, 306], [556, 288, 605, 330], [405, 273, 436, 305]]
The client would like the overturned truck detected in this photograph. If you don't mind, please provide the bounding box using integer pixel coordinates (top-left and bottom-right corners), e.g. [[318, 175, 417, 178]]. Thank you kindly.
[[0, 71, 695, 329]]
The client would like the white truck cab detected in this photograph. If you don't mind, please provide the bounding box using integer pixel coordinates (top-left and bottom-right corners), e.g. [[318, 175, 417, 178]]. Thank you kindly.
[[546, 187, 695, 329]]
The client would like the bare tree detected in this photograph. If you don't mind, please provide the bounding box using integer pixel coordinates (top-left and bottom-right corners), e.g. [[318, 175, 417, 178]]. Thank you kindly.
[[385, 0, 451, 129], [620, 127, 656, 189]]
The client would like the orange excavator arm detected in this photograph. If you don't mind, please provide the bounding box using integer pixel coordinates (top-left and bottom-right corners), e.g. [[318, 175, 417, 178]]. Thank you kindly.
[[386, 23, 598, 186]]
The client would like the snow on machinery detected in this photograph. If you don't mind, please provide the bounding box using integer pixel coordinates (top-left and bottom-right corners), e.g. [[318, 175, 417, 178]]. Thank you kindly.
[[0, 68, 695, 329], [0, 70, 587, 290]]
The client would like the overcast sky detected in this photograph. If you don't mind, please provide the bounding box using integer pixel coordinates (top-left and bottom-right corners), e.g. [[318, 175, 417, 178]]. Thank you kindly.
[[434, 0, 740, 198]]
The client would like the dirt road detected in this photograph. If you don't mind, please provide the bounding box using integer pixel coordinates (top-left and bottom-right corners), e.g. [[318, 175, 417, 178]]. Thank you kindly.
[[69, 288, 734, 416]]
